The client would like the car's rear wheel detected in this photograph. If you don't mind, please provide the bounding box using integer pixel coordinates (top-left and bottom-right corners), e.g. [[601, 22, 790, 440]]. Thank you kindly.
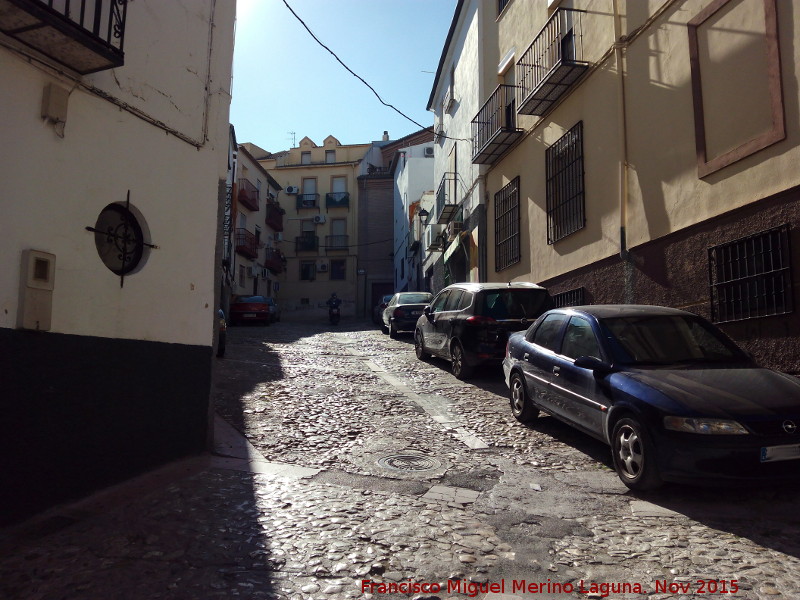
[[389, 322, 398, 338], [414, 330, 430, 360], [509, 372, 538, 423], [611, 417, 662, 491], [450, 341, 473, 380]]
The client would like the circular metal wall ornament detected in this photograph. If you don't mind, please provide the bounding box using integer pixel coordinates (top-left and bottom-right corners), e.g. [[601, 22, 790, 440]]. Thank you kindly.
[[86, 191, 158, 287], [93, 203, 144, 276], [376, 454, 442, 472]]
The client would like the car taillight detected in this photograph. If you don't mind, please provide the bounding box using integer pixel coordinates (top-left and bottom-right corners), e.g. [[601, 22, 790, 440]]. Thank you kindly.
[[466, 315, 497, 325], [394, 308, 405, 318]]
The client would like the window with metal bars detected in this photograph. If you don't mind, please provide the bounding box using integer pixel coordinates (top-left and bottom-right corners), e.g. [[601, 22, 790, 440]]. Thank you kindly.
[[552, 287, 586, 308], [708, 224, 793, 323], [495, 177, 521, 271], [546, 121, 585, 244]]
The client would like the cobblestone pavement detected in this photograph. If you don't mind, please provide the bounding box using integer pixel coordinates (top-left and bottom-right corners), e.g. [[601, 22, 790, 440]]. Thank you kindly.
[[2, 319, 800, 600]]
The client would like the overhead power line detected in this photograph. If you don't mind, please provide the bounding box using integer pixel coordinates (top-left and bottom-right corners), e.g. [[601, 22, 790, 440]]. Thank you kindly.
[[280, 0, 470, 144]]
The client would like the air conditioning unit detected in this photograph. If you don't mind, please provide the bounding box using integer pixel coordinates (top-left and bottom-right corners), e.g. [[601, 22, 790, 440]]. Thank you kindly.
[[313, 214, 327, 224], [246, 266, 257, 278], [424, 146, 434, 157], [425, 224, 445, 251], [285, 186, 299, 194], [317, 261, 328, 272], [275, 232, 283, 241], [447, 220, 463, 242]]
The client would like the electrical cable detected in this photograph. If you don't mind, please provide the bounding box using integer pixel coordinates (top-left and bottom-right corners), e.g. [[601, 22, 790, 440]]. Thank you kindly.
[[280, 0, 471, 143]]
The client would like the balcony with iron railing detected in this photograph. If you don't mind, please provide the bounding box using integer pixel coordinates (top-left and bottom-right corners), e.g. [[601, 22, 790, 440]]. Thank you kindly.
[[296, 194, 320, 210], [265, 203, 284, 231], [408, 229, 420, 253], [263, 248, 284, 274], [235, 228, 258, 259], [326, 192, 350, 208], [295, 234, 319, 252], [237, 178, 259, 211], [471, 84, 523, 164], [435, 172, 459, 224], [516, 8, 588, 116], [0, 0, 127, 74], [325, 235, 349, 253]]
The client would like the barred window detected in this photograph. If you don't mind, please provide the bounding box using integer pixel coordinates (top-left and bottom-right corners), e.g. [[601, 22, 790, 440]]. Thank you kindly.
[[708, 224, 793, 323], [495, 176, 521, 271], [546, 121, 585, 244], [551, 287, 586, 308], [300, 261, 316, 281]]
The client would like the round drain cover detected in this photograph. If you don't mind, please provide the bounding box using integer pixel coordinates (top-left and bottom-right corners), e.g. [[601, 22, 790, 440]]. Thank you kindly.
[[377, 454, 442, 472]]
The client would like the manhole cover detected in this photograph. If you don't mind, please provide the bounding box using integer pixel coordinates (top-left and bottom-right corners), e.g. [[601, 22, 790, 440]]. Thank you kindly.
[[376, 454, 442, 472]]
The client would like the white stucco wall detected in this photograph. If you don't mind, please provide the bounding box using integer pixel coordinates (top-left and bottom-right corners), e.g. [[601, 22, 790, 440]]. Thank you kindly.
[[0, 0, 235, 347]]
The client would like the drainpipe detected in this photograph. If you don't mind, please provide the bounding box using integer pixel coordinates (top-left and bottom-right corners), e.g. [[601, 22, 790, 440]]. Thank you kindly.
[[613, 0, 630, 261]]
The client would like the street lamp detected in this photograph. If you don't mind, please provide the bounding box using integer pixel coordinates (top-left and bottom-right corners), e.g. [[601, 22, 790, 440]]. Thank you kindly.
[[417, 208, 429, 221]]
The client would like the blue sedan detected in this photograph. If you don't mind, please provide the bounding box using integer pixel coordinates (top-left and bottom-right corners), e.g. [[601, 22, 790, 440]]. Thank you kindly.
[[503, 305, 800, 490]]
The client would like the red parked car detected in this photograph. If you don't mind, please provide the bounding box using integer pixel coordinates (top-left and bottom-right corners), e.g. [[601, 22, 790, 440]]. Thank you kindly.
[[229, 295, 271, 325]]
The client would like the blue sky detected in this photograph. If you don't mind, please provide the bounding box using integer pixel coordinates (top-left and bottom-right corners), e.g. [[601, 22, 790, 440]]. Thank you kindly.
[[230, 0, 457, 152]]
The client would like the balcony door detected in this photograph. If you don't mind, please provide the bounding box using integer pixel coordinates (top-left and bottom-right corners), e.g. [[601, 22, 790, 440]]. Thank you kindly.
[[331, 218, 347, 249], [301, 178, 317, 207]]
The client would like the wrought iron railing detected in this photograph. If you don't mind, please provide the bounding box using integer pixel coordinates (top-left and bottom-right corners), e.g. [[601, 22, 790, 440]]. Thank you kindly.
[[235, 228, 258, 259], [295, 235, 319, 252], [263, 248, 284, 273], [296, 194, 320, 209], [471, 84, 519, 159], [265, 204, 284, 231], [237, 178, 259, 211], [326, 192, 350, 208], [436, 172, 458, 224], [516, 8, 586, 115], [325, 235, 348, 251], [0, 0, 128, 73]]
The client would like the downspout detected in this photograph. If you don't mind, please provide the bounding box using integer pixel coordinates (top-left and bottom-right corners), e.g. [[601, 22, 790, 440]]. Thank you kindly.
[[613, 0, 630, 261]]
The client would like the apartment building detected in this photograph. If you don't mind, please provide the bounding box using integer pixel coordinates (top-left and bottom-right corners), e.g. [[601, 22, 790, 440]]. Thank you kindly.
[[0, 0, 235, 522], [431, 0, 800, 373], [230, 145, 284, 303], [258, 135, 370, 319]]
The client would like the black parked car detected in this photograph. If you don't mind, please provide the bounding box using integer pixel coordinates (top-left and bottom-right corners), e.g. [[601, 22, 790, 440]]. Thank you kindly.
[[382, 292, 433, 338], [503, 304, 800, 490], [414, 282, 552, 379]]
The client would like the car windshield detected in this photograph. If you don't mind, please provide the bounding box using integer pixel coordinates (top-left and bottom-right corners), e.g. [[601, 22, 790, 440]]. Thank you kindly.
[[600, 315, 746, 365], [398, 293, 432, 304], [235, 296, 266, 303], [479, 289, 551, 320]]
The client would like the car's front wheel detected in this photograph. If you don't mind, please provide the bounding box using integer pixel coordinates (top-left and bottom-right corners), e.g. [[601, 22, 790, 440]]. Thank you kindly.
[[450, 341, 473, 380], [509, 372, 538, 423], [611, 417, 662, 491], [414, 330, 430, 361], [389, 322, 398, 338]]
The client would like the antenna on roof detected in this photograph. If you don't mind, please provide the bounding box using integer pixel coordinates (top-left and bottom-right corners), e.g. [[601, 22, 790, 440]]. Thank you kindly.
[[287, 131, 296, 147]]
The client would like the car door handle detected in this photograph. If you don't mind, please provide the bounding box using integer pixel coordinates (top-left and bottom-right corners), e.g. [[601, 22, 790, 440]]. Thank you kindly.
[[552, 366, 560, 376]]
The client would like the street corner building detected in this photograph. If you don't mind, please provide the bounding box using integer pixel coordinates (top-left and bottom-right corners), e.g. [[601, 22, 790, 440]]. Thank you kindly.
[[0, 0, 236, 524]]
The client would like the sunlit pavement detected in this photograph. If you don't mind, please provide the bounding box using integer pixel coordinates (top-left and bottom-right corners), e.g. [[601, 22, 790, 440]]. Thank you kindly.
[[2, 317, 800, 599]]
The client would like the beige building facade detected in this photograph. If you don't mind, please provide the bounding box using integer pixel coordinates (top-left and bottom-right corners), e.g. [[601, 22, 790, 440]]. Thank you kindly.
[[258, 136, 370, 319], [434, 0, 800, 373]]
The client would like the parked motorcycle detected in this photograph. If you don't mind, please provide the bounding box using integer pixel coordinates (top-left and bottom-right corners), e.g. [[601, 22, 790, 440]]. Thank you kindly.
[[329, 306, 341, 325]]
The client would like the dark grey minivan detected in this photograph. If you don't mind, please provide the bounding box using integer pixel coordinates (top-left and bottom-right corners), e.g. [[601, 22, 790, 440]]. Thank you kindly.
[[414, 282, 552, 379]]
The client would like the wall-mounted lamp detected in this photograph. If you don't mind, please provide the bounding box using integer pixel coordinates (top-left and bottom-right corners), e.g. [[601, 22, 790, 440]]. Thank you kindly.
[[417, 208, 429, 220]]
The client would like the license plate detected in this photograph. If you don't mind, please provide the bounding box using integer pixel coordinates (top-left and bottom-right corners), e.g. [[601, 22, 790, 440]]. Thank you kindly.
[[760, 444, 800, 463], [243, 313, 256, 318], [412, 311, 421, 316]]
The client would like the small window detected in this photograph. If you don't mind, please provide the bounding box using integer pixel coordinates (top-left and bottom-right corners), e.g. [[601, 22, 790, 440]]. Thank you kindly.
[[546, 121, 585, 244], [495, 177, 521, 271], [300, 261, 316, 281], [561, 316, 601, 360], [552, 287, 586, 308], [325, 150, 336, 163], [709, 224, 793, 323], [531, 313, 568, 351], [330, 259, 346, 280], [431, 291, 450, 312], [457, 291, 473, 311], [301, 151, 311, 165], [444, 289, 464, 311]]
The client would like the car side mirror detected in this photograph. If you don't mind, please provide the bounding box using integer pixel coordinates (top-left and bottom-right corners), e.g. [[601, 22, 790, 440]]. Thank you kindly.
[[423, 306, 434, 321], [574, 356, 613, 374]]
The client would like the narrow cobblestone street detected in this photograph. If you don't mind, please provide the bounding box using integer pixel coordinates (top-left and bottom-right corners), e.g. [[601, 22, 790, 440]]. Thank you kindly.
[[2, 319, 800, 599]]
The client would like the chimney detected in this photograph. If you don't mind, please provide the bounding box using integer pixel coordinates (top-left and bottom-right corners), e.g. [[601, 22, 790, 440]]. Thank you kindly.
[[382, 131, 389, 141]]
